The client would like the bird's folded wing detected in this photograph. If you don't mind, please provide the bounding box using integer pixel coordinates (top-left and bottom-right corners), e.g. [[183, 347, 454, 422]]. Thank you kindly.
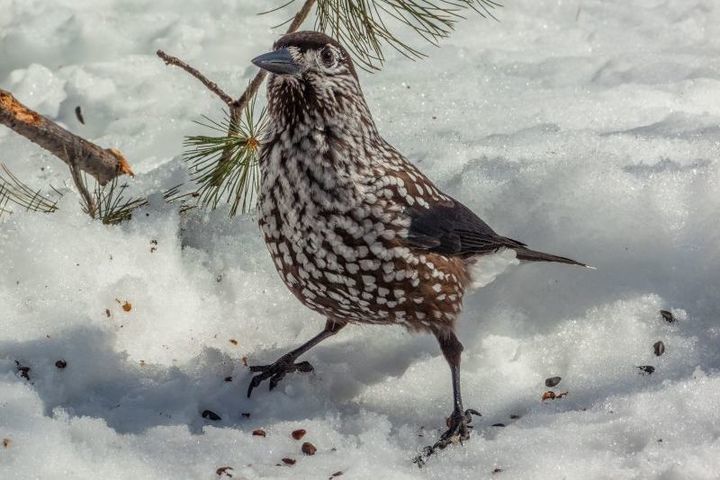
[[403, 197, 526, 257]]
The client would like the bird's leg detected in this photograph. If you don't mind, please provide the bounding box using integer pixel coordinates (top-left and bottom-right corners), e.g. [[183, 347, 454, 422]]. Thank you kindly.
[[247, 319, 345, 397], [416, 331, 481, 465]]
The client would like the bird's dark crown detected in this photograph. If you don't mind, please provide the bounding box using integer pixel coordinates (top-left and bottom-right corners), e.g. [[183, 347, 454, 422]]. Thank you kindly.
[[273, 31, 341, 52]]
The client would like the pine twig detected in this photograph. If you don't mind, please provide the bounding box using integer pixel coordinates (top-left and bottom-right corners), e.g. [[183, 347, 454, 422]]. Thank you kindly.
[[184, 98, 267, 216], [0, 88, 135, 185], [93, 178, 195, 225], [69, 164, 97, 218], [315, 0, 501, 71], [0, 163, 60, 217], [214, 0, 317, 178], [157, 0, 317, 186], [63, 144, 97, 217], [0, 161, 195, 224]]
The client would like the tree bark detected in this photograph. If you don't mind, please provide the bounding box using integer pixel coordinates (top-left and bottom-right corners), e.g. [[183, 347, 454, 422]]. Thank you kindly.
[[0, 88, 134, 185]]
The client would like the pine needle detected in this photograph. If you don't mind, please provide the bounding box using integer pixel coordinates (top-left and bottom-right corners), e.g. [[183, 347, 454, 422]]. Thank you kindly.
[[184, 96, 267, 216], [94, 178, 197, 225], [314, 0, 501, 71], [0, 164, 60, 218]]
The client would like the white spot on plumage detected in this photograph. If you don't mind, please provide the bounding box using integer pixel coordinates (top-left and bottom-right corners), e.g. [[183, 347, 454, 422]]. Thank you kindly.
[[360, 259, 380, 271]]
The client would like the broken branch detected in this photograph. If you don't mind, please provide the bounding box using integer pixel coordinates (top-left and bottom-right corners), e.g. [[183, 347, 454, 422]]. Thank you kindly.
[[0, 89, 134, 185]]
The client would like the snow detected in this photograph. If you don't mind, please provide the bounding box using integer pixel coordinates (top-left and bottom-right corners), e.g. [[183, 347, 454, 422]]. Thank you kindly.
[[2, 0, 720, 478]]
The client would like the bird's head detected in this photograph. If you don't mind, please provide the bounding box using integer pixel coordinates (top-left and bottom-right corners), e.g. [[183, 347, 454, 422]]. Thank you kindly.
[[252, 31, 373, 132]]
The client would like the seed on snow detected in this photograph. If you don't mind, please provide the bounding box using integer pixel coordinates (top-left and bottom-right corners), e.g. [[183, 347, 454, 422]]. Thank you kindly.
[[301, 442, 317, 455], [216, 466, 233, 477], [544, 376, 562, 387], [202, 410, 221, 421]]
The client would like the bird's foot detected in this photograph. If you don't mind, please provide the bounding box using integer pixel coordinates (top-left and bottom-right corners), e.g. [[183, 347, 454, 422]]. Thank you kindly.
[[413, 408, 481, 467], [246, 355, 314, 397]]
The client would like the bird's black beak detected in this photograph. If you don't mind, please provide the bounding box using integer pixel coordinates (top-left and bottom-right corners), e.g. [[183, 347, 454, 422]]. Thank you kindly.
[[251, 48, 301, 75]]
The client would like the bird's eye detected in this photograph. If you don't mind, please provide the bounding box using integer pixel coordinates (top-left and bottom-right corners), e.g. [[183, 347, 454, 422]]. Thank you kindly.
[[320, 47, 336, 67]]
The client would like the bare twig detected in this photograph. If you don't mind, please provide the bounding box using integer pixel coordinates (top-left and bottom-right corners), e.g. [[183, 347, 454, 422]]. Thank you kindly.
[[287, 0, 319, 35], [69, 165, 96, 217], [156, 50, 235, 107], [228, 71, 268, 128], [66, 145, 97, 217], [0, 88, 134, 185]]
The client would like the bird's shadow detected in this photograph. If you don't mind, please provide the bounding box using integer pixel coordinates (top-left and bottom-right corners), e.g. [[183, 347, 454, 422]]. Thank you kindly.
[[0, 324, 445, 436]]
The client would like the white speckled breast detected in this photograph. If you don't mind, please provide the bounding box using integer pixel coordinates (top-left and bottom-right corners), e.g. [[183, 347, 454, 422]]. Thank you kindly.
[[257, 120, 468, 333]]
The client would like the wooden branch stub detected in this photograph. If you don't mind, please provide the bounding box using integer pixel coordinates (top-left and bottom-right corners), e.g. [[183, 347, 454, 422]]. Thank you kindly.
[[0, 89, 133, 185]]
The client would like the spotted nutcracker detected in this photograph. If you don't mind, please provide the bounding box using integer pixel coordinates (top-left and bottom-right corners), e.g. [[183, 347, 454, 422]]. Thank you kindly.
[[247, 31, 589, 454]]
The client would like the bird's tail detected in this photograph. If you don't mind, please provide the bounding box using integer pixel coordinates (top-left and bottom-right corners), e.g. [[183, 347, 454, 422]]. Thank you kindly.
[[513, 247, 593, 268]]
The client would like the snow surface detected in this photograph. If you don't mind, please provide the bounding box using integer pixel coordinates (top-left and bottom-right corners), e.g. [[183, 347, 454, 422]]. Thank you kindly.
[[2, 0, 720, 478]]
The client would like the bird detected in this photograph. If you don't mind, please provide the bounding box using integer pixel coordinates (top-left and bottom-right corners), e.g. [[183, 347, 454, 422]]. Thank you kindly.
[[247, 31, 589, 457]]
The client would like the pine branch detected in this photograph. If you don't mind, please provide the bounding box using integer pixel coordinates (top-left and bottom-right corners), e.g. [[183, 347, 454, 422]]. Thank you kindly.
[[219, 0, 317, 175], [184, 98, 267, 216], [315, 0, 501, 71], [0, 162, 194, 224], [157, 0, 317, 188]]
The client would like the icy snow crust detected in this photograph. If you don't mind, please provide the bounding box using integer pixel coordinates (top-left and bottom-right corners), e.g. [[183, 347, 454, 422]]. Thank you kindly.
[[2, 0, 720, 478]]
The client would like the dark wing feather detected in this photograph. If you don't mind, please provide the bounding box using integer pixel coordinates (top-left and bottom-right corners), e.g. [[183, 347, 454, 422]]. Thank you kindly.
[[405, 197, 588, 267], [405, 198, 525, 256]]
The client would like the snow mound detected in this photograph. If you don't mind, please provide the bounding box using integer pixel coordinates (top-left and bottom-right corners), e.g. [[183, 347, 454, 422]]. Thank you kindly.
[[2, 0, 720, 479]]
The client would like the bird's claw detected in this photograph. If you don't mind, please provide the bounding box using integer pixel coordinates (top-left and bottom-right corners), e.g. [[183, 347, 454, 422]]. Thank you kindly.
[[413, 408, 481, 467], [246, 358, 314, 397]]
